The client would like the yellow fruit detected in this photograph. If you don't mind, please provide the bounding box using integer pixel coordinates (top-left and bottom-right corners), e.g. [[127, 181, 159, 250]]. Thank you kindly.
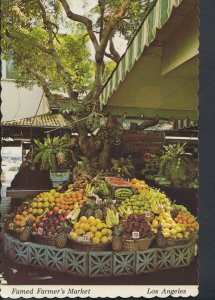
[[77, 229, 85, 236], [80, 216, 88, 223], [88, 216, 95, 222], [90, 226, 97, 233], [31, 202, 37, 208], [101, 236, 109, 243], [163, 232, 171, 238], [92, 237, 100, 244], [96, 222, 105, 230], [101, 228, 108, 236], [107, 229, 112, 236], [184, 231, 190, 239], [89, 219, 97, 227], [43, 202, 50, 208], [70, 232, 78, 241], [95, 218, 102, 224], [50, 189, 56, 195], [163, 228, 170, 233], [86, 232, 94, 238], [22, 211, 28, 216], [73, 223, 79, 230], [170, 229, 176, 235], [28, 207, 33, 213], [95, 231, 102, 239], [32, 208, 38, 215], [37, 202, 43, 208], [152, 219, 159, 228], [82, 223, 90, 232], [48, 195, 55, 202], [37, 208, 44, 215], [176, 233, 183, 239]]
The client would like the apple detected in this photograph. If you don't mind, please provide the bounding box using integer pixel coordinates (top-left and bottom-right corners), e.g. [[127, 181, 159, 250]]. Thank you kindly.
[[47, 211, 53, 217]]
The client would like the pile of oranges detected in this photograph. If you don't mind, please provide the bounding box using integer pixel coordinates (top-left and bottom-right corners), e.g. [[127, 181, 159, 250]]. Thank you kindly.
[[174, 212, 199, 232], [54, 189, 87, 214], [130, 178, 148, 194], [12, 212, 36, 232]]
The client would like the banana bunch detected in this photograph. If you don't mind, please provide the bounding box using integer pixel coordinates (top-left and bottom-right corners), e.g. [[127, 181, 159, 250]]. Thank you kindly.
[[171, 204, 187, 213], [118, 206, 132, 217], [151, 199, 164, 214], [85, 184, 95, 195], [106, 209, 119, 228], [66, 208, 81, 222]]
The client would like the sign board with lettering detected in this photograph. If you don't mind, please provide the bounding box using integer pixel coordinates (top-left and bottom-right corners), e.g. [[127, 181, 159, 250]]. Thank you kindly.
[[121, 131, 164, 154]]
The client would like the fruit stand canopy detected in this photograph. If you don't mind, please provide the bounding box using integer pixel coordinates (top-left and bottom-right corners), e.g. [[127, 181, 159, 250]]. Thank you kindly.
[[100, 0, 199, 121]]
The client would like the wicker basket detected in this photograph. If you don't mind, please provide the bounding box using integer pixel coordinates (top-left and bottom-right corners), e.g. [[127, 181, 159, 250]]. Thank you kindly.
[[68, 238, 111, 252], [122, 236, 155, 251], [190, 231, 198, 242], [157, 231, 190, 248], [32, 234, 57, 246]]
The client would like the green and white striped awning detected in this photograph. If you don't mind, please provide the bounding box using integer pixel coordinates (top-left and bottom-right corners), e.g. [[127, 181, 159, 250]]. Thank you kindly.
[[100, 0, 183, 108]]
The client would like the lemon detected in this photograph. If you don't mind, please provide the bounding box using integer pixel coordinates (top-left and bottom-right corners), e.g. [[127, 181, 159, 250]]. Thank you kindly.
[[176, 233, 183, 239], [90, 226, 97, 233], [96, 222, 105, 230], [80, 216, 88, 223], [71, 232, 78, 241], [50, 189, 56, 195], [88, 216, 95, 222], [101, 228, 108, 236], [86, 232, 94, 238], [77, 229, 85, 236], [163, 232, 171, 238], [28, 207, 33, 213], [32, 208, 38, 215], [95, 231, 102, 239], [92, 237, 100, 244], [101, 236, 109, 243], [83, 223, 90, 232], [107, 229, 112, 236], [73, 223, 79, 230], [89, 219, 97, 227]]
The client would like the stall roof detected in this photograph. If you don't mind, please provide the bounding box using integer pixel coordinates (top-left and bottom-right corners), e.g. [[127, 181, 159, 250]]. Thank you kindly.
[[1, 113, 70, 128], [100, 0, 198, 121]]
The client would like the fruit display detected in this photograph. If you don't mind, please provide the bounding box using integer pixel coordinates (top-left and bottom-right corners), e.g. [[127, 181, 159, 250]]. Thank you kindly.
[[119, 214, 154, 239], [105, 177, 131, 187], [118, 187, 172, 216], [174, 212, 199, 233], [5, 173, 198, 253], [130, 178, 149, 193], [32, 210, 70, 238], [69, 216, 112, 244]]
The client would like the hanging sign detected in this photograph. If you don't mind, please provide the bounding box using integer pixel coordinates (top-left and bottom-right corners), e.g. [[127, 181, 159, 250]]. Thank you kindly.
[[121, 130, 164, 154]]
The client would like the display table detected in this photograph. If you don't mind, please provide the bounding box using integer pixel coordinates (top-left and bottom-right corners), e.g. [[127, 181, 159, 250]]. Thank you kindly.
[[3, 233, 196, 277]]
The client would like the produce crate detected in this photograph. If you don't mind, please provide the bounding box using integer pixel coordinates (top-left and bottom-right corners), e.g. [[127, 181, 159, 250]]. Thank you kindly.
[[121, 236, 155, 251]]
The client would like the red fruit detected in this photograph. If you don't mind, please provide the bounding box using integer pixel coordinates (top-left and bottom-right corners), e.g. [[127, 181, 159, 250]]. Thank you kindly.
[[134, 222, 139, 228], [59, 216, 65, 222], [47, 211, 53, 217]]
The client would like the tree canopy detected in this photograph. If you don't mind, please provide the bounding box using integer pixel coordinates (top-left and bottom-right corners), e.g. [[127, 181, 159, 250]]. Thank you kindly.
[[2, 0, 155, 170]]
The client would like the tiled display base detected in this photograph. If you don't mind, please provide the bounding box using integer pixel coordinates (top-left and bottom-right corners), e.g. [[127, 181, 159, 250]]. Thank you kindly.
[[3, 233, 196, 277]]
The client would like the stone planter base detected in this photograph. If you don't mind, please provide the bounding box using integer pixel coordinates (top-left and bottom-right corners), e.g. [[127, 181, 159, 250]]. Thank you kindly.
[[3, 233, 196, 277]]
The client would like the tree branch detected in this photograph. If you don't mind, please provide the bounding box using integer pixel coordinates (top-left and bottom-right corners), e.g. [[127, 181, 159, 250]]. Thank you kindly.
[[37, 0, 77, 100], [109, 35, 120, 63], [59, 0, 99, 51], [4, 32, 64, 103]]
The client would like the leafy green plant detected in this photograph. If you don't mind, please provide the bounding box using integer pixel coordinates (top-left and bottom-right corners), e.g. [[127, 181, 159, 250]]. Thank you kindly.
[[32, 135, 70, 171], [111, 155, 135, 178]]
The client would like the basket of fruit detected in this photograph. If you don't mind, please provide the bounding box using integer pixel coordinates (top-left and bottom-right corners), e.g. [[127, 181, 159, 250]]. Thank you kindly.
[[112, 214, 155, 252], [68, 216, 112, 252], [31, 210, 72, 248], [122, 236, 155, 251], [156, 229, 190, 248]]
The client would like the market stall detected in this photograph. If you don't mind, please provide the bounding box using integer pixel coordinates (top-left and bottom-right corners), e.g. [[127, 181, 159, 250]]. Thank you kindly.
[[2, 0, 198, 278]]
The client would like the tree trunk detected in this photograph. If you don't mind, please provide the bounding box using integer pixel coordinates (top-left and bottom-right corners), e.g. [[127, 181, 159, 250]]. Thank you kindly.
[[99, 140, 112, 170]]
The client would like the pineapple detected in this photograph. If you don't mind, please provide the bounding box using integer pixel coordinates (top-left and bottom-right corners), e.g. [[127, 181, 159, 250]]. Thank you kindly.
[[56, 152, 65, 164], [108, 204, 117, 213], [102, 207, 109, 219], [56, 230, 68, 248], [94, 209, 103, 220], [85, 208, 94, 218], [19, 220, 33, 242], [112, 227, 123, 252]]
